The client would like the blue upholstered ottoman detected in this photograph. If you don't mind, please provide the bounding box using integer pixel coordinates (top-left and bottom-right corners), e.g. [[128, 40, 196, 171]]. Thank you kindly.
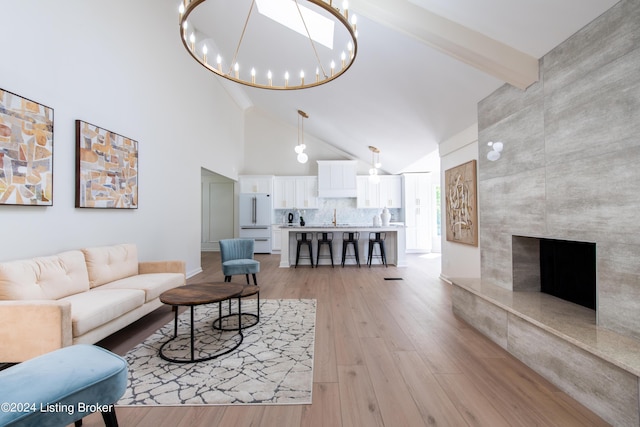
[[0, 344, 128, 427]]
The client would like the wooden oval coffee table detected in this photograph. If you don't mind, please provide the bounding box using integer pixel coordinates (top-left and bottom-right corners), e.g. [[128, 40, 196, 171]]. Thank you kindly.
[[159, 282, 244, 363]]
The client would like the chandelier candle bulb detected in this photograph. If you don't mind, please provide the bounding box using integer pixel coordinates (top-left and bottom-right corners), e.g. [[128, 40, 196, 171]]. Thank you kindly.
[[251, 68, 256, 84], [331, 60, 335, 76], [216, 54, 222, 72], [189, 32, 195, 50], [202, 45, 207, 63], [341, 52, 346, 69], [285, 71, 289, 87], [268, 70, 273, 86], [300, 70, 305, 86]]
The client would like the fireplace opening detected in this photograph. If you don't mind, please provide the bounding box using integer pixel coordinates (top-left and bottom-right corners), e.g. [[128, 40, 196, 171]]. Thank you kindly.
[[539, 238, 596, 310]]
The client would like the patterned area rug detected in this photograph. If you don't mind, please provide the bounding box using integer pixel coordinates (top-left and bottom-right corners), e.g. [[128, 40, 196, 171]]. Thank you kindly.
[[118, 299, 316, 406]]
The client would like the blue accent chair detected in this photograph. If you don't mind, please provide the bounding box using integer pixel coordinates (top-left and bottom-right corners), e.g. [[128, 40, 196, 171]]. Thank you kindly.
[[219, 239, 260, 285], [0, 344, 128, 427], [218, 239, 261, 329]]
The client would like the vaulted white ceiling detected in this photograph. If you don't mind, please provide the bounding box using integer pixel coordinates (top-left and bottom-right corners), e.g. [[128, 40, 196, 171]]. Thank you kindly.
[[192, 0, 619, 174]]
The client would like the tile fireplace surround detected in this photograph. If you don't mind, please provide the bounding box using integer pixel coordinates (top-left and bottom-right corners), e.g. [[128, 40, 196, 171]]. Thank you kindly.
[[449, 1, 640, 424]]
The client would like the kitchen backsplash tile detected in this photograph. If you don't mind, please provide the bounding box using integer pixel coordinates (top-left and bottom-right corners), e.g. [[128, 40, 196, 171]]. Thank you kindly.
[[275, 198, 401, 226]]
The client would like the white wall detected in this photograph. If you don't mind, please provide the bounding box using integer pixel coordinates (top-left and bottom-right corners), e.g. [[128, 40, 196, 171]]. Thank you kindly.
[[439, 124, 481, 279], [0, 0, 245, 276]]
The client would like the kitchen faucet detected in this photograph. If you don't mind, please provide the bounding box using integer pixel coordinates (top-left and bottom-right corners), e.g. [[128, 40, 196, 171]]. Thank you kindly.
[[332, 209, 337, 226]]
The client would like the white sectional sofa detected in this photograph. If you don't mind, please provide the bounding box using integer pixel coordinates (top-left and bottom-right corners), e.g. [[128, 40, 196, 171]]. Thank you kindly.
[[0, 243, 185, 362]]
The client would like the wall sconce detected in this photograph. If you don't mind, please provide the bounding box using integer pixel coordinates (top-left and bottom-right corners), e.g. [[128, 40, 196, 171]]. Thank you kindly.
[[487, 141, 504, 161]]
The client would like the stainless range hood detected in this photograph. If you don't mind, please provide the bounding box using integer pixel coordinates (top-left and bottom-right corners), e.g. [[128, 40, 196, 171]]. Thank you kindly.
[[317, 160, 357, 198]]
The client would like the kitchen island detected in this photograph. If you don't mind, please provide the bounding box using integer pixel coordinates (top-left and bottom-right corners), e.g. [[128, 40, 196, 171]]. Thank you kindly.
[[279, 225, 406, 268]]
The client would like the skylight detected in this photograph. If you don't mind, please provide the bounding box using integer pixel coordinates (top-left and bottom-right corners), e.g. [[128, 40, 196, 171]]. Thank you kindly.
[[255, 0, 335, 49]]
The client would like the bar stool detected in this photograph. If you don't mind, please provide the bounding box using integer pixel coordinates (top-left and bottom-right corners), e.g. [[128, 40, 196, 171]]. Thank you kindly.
[[316, 232, 334, 267], [367, 232, 387, 267], [295, 232, 314, 268], [341, 231, 361, 267]]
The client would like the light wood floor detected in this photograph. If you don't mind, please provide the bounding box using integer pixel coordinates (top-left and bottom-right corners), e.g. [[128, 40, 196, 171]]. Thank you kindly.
[[82, 252, 610, 427]]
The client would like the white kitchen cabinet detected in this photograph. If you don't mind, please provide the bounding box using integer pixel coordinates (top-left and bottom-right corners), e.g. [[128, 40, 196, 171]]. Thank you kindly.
[[239, 175, 273, 194], [273, 177, 296, 208], [272, 225, 282, 251], [378, 175, 403, 208], [356, 176, 379, 208], [295, 176, 318, 209], [273, 176, 318, 209], [357, 175, 402, 209], [317, 160, 357, 198]]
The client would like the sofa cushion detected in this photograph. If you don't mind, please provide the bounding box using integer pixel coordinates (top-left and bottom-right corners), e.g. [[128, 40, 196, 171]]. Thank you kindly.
[[61, 288, 145, 337], [97, 272, 185, 302], [0, 250, 90, 300], [82, 244, 138, 288]]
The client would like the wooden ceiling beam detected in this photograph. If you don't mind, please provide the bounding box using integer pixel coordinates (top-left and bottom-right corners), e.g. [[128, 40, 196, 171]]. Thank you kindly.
[[349, 0, 539, 90]]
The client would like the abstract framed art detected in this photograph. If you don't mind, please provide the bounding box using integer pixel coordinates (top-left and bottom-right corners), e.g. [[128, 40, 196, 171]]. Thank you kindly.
[[0, 88, 54, 206], [445, 159, 478, 246], [75, 120, 138, 209]]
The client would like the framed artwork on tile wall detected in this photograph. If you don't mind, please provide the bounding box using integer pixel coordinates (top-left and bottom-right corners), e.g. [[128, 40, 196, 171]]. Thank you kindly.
[[0, 88, 54, 206], [75, 120, 138, 209], [445, 159, 478, 246]]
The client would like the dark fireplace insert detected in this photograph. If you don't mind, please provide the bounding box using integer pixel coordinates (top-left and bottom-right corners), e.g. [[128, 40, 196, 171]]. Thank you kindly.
[[539, 238, 596, 310]]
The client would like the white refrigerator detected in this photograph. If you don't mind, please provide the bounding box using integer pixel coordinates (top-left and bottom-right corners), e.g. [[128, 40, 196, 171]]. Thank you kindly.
[[239, 193, 272, 253]]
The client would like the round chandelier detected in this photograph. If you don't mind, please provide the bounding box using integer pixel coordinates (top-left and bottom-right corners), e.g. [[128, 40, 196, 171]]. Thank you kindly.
[[178, 0, 359, 90]]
